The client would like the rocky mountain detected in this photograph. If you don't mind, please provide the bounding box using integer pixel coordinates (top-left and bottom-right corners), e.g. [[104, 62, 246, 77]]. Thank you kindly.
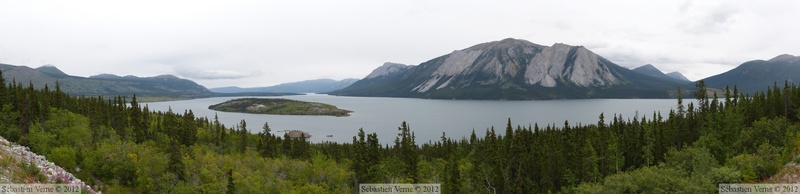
[[701, 54, 800, 94], [0, 63, 212, 98], [330, 38, 684, 99], [633, 64, 691, 83], [365, 62, 414, 79], [211, 78, 359, 94]]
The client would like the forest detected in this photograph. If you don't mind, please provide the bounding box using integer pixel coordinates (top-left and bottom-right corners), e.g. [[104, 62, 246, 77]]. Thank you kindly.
[[1, 68, 800, 193]]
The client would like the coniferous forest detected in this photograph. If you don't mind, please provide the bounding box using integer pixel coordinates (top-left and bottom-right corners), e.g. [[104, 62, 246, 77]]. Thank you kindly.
[[2, 68, 800, 193]]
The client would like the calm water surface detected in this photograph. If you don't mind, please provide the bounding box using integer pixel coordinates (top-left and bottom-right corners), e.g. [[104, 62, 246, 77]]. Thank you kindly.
[[146, 94, 690, 144]]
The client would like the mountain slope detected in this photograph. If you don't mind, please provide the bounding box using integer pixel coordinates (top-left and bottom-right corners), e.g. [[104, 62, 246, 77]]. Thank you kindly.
[[330, 38, 684, 99], [35, 65, 69, 78], [666, 72, 690, 82], [211, 78, 359, 93], [701, 54, 800, 94], [1, 64, 212, 98], [633, 64, 691, 83], [633, 64, 665, 78], [328, 62, 414, 95]]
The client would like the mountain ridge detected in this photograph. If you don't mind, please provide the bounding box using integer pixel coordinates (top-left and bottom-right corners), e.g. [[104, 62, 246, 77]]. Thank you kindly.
[[699, 54, 800, 94], [0, 64, 212, 98]]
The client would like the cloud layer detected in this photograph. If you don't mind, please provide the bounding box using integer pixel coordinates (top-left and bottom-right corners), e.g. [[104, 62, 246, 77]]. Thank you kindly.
[[0, 0, 798, 87]]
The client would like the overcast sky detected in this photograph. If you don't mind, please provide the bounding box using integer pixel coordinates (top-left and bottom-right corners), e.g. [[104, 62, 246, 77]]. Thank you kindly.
[[1, 0, 798, 88]]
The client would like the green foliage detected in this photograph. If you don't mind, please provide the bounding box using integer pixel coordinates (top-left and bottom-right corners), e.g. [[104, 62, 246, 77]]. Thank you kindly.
[[573, 165, 714, 194], [663, 147, 719, 177], [47, 146, 78, 173], [726, 143, 783, 182]]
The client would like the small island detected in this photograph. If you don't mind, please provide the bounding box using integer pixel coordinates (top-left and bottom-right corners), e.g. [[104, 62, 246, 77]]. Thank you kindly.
[[208, 98, 352, 117]]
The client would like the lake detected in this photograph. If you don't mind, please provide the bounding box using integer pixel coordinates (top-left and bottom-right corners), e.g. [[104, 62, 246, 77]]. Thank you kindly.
[[145, 94, 691, 144]]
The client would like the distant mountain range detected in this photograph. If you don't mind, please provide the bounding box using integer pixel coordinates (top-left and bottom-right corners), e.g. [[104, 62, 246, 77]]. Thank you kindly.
[[210, 78, 359, 94], [701, 54, 800, 94], [0, 63, 212, 98], [632, 64, 691, 83], [0, 64, 294, 100], [330, 38, 686, 99]]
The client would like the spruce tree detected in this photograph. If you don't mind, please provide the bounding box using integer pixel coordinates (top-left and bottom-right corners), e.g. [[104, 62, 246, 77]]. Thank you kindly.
[[239, 119, 247, 154], [227, 169, 235, 194], [167, 139, 185, 181], [258, 122, 272, 157], [397, 121, 418, 182]]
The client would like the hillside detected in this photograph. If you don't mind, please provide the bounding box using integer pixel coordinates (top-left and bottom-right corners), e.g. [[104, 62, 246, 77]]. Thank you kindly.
[[330, 38, 684, 99], [699, 54, 800, 94]]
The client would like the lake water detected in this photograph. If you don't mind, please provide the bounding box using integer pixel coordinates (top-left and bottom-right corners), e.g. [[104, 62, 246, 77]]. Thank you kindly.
[[145, 94, 690, 144]]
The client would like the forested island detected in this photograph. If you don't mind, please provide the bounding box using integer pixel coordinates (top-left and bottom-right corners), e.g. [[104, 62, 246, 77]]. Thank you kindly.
[[2, 67, 800, 193], [208, 98, 352, 117]]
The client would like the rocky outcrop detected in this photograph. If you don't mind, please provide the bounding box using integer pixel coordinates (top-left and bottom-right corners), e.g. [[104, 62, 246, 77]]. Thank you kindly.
[[524, 44, 619, 87], [0, 136, 97, 193]]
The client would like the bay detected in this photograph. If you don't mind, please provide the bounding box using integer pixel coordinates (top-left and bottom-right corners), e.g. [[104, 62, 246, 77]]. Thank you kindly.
[[145, 94, 691, 144]]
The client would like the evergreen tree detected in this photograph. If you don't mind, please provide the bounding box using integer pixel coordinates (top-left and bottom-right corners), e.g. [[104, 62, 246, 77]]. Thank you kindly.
[[292, 133, 309, 159], [167, 139, 185, 181], [282, 133, 291, 156], [130, 95, 148, 143], [238, 119, 248, 154], [227, 169, 235, 194], [214, 113, 222, 145], [397, 121, 418, 182], [581, 138, 601, 182], [180, 110, 197, 146], [258, 122, 273, 157], [445, 155, 460, 193], [352, 129, 368, 183]]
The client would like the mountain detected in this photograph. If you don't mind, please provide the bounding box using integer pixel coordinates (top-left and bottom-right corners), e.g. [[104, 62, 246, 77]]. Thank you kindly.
[[35, 65, 69, 77], [666, 72, 690, 82], [211, 78, 359, 94], [364, 62, 414, 79], [330, 38, 684, 99], [701, 54, 800, 94], [633, 64, 691, 83], [0, 63, 212, 98]]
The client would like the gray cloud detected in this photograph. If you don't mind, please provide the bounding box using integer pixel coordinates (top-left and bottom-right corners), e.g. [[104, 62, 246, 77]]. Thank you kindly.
[[678, 1, 741, 34]]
